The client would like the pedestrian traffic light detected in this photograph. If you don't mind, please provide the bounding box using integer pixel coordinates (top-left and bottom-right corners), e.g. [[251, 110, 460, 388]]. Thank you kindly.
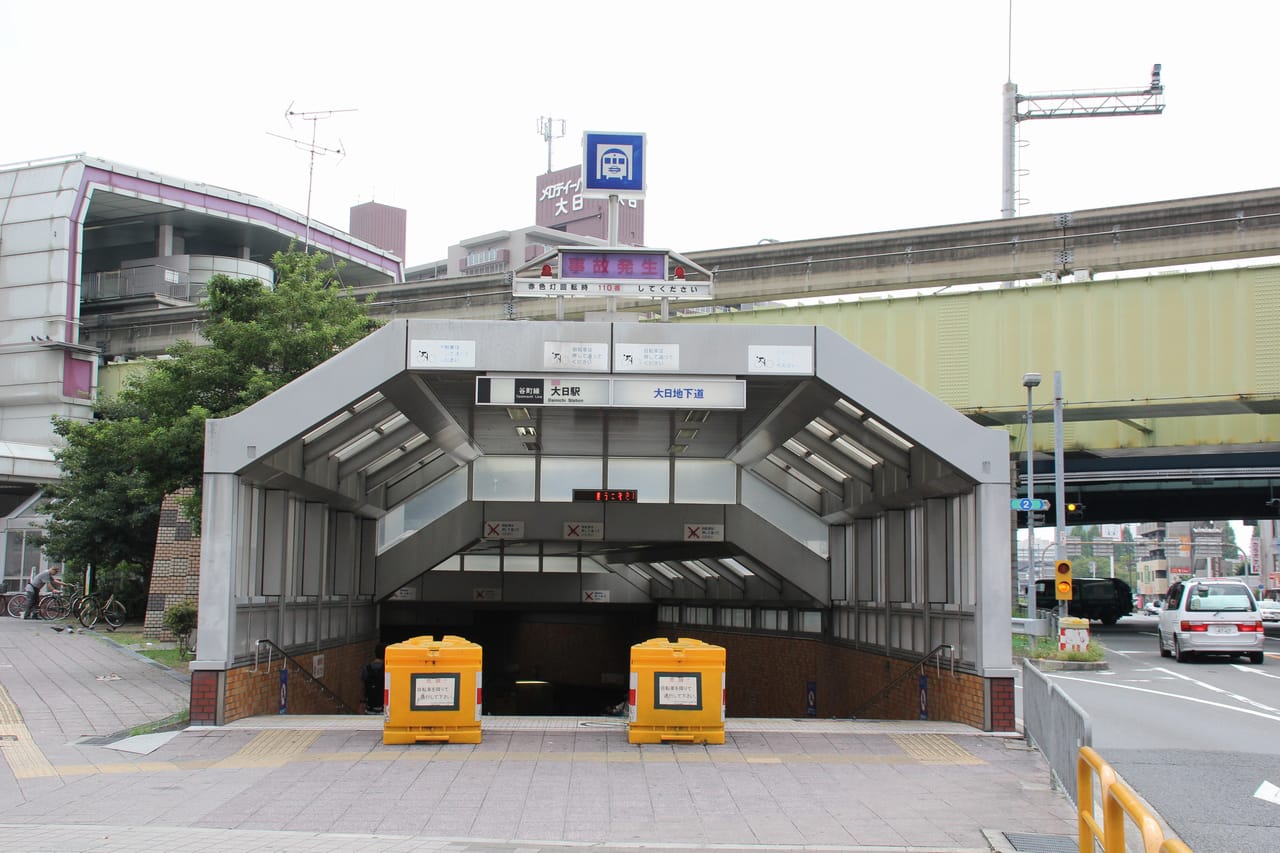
[[1066, 501, 1086, 521], [1055, 559, 1073, 601]]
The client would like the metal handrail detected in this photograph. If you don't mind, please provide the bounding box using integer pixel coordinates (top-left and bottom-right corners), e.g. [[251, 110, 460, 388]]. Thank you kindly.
[[250, 638, 355, 714], [851, 643, 955, 719]]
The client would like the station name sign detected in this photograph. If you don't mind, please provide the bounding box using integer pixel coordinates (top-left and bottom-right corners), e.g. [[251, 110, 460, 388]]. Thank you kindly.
[[477, 375, 745, 409]]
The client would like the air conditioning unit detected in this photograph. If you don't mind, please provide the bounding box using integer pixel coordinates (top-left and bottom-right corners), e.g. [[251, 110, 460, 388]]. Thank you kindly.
[[1040, 271, 1060, 283]]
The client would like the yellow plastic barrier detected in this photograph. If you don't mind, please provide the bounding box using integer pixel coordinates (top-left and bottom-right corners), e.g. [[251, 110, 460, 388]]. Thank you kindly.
[[628, 637, 725, 744], [1077, 746, 1194, 852], [383, 635, 482, 745]]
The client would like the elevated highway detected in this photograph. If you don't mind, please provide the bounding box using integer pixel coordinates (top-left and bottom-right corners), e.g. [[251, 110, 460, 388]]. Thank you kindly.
[[84, 187, 1280, 523], [85, 186, 1280, 335]]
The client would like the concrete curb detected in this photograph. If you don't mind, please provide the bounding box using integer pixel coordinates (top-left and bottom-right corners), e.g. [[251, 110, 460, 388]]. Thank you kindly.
[[1016, 655, 1109, 672]]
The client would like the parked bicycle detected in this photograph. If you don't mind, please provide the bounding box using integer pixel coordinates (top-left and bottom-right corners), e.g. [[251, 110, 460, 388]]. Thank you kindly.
[[4, 588, 68, 619], [4, 581, 97, 621], [36, 583, 90, 621], [79, 591, 126, 630]]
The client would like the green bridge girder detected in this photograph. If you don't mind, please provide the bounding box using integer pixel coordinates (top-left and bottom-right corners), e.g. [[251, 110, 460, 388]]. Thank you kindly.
[[676, 263, 1280, 523]]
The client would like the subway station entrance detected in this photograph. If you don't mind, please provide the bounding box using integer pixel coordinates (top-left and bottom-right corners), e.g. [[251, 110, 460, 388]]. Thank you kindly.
[[191, 319, 1015, 728]]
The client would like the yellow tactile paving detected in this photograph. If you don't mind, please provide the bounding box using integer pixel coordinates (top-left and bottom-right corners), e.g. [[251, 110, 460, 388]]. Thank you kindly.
[[0, 684, 57, 778], [0, 686, 21, 726], [212, 729, 320, 769], [56, 762, 183, 776], [0, 703, 988, 780], [890, 732, 983, 765]]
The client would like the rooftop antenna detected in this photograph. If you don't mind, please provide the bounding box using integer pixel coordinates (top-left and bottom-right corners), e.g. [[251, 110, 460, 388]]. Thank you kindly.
[[269, 102, 357, 251], [1002, 6, 1164, 219], [536, 116, 566, 174]]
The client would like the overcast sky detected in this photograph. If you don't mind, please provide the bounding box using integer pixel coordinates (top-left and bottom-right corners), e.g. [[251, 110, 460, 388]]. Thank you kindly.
[[3, 1, 1276, 267]]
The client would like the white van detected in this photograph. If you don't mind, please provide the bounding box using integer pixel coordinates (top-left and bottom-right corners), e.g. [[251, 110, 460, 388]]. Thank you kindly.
[[1157, 578, 1265, 664]]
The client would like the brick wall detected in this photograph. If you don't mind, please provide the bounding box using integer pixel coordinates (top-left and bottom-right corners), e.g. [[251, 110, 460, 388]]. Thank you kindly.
[[675, 629, 1001, 731], [145, 489, 200, 640], [190, 669, 220, 726], [195, 637, 378, 724], [988, 676, 1016, 731]]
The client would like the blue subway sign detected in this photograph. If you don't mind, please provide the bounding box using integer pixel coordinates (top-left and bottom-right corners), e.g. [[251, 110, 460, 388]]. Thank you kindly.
[[582, 131, 646, 198], [1012, 498, 1051, 511]]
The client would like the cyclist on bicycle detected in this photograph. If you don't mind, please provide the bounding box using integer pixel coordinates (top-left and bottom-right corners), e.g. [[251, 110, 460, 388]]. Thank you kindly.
[[23, 566, 64, 620]]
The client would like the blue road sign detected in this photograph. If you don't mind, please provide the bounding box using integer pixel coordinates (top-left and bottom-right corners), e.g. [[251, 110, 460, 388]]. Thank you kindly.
[[1012, 498, 1051, 511], [583, 131, 646, 197]]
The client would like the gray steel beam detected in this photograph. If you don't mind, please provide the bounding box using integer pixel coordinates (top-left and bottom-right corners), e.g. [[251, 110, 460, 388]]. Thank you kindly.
[[303, 399, 401, 463]]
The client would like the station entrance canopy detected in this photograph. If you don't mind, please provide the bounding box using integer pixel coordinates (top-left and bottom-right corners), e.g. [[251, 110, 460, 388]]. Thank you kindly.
[[195, 320, 1013, 701]]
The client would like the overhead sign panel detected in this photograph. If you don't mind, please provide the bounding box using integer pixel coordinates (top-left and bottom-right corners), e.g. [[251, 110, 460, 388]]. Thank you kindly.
[[476, 376, 611, 407], [474, 375, 745, 410], [513, 246, 713, 300], [561, 249, 666, 281], [613, 378, 745, 409], [582, 131, 646, 198], [512, 278, 711, 300]]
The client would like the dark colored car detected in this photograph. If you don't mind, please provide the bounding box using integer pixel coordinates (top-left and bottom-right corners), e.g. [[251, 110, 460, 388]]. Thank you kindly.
[[1035, 576, 1134, 624]]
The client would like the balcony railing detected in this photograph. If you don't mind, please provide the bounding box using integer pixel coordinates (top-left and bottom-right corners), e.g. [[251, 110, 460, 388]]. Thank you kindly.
[[82, 256, 274, 303], [82, 265, 201, 303]]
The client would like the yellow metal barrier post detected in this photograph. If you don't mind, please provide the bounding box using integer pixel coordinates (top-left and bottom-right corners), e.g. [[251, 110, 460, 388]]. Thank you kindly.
[[1078, 746, 1117, 852], [1078, 746, 1194, 852]]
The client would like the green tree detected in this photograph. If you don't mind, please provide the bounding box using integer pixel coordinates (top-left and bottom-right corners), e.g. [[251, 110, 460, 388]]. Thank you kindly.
[[42, 250, 377, 578]]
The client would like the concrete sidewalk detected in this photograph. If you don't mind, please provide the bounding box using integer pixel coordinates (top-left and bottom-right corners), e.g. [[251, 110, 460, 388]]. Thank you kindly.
[[0, 615, 1081, 852]]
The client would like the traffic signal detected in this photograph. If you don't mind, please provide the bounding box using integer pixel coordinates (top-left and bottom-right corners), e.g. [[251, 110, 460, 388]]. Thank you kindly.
[[1055, 559, 1073, 601], [1066, 501, 1086, 521]]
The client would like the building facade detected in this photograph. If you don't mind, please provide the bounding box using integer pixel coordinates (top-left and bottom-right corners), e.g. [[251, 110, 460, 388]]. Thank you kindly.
[[0, 154, 402, 593]]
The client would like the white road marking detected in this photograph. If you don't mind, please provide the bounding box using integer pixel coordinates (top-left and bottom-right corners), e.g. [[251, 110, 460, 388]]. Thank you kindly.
[[1147, 666, 1280, 713], [1256, 780, 1280, 806], [1046, 672, 1280, 722], [1231, 662, 1280, 680]]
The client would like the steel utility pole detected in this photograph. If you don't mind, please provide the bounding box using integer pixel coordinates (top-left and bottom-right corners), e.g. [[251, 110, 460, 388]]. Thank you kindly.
[[1001, 64, 1165, 219], [536, 116, 566, 174]]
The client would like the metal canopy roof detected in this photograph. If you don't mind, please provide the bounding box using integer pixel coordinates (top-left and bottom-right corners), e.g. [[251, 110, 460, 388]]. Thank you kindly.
[[73, 156, 400, 289], [205, 319, 1009, 602]]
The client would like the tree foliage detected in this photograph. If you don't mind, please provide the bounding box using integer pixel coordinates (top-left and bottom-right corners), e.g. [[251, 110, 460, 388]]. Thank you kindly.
[[42, 250, 378, 575]]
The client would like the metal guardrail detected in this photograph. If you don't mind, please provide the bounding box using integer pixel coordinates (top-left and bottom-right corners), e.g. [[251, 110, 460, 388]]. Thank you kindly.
[[1078, 746, 1193, 852], [250, 638, 354, 714], [1024, 659, 1193, 850], [1022, 659, 1091, 799]]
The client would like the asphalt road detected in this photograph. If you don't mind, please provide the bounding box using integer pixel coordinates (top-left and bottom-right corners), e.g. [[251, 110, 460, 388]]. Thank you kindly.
[[1040, 614, 1280, 853]]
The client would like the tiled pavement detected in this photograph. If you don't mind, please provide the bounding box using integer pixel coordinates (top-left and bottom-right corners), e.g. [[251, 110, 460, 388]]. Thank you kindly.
[[0, 615, 1081, 852]]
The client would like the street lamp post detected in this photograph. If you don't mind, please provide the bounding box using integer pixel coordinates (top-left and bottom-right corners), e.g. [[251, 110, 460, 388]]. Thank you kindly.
[[1023, 372, 1041, 617], [1219, 542, 1252, 577]]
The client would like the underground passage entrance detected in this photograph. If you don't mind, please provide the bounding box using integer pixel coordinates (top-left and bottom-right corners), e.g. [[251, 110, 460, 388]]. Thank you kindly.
[[378, 603, 656, 716], [193, 320, 1015, 730]]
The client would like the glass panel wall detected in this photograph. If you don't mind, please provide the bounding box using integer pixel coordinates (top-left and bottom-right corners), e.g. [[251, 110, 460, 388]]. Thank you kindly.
[[674, 459, 736, 503], [608, 458, 670, 503], [540, 457, 603, 501]]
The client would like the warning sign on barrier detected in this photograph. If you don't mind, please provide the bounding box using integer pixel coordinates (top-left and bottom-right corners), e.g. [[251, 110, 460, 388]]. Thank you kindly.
[[1058, 616, 1090, 653]]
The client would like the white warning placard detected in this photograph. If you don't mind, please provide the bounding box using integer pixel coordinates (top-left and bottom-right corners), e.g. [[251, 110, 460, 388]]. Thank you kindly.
[[411, 674, 459, 710], [655, 673, 702, 709]]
